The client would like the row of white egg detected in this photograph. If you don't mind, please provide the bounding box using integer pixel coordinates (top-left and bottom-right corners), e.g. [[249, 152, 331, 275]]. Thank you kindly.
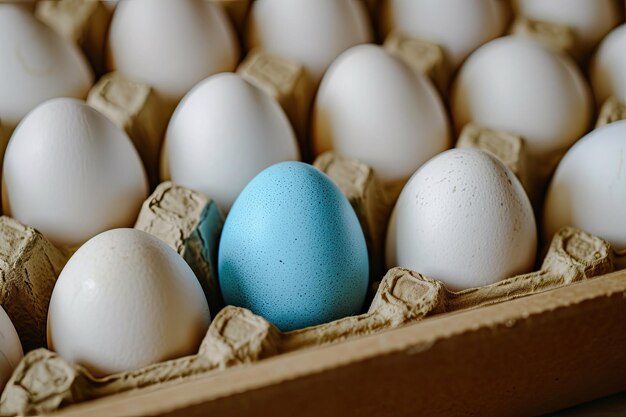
[[2, 0, 624, 132], [0, 0, 624, 389], [1, 1, 625, 247]]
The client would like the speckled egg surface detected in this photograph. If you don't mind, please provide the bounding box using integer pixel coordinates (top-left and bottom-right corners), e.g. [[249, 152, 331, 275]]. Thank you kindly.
[[386, 149, 537, 291], [218, 161, 368, 331]]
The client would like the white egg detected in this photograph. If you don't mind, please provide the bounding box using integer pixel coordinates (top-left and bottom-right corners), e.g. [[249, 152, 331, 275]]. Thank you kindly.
[[591, 23, 626, 105], [544, 120, 626, 250], [161, 73, 299, 211], [107, 0, 239, 114], [451, 36, 591, 165], [380, 0, 508, 70], [0, 306, 23, 391], [0, 5, 93, 130], [246, 0, 372, 89], [2, 98, 148, 248], [386, 148, 537, 291], [312, 44, 450, 192], [47, 229, 210, 377], [513, 0, 620, 55]]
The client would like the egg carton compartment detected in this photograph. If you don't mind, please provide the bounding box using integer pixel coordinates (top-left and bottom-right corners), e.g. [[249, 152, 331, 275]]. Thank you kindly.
[[509, 16, 576, 57], [35, 0, 113, 76], [596, 96, 626, 127], [1, 3, 625, 415], [0, 222, 620, 416]]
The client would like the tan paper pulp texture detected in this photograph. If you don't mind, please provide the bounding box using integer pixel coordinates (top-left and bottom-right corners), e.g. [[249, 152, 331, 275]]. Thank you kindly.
[[510, 16, 577, 57], [23, 269, 626, 417], [384, 31, 449, 94], [35, 0, 112, 75], [134, 182, 224, 315], [0, 225, 621, 416], [0, 216, 66, 352], [456, 123, 530, 193], [87, 72, 168, 187], [238, 50, 310, 155], [596, 96, 626, 128]]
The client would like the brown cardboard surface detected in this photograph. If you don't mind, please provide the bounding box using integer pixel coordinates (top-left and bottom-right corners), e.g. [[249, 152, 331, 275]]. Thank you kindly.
[[596, 97, 626, 128], [1, 227, 615, 416], [87, 72, 168, 187], [50, 270, 626, 417], [510, 16, 577, 57], [384, 31, 449, 95], [35, 0, 112, 75]]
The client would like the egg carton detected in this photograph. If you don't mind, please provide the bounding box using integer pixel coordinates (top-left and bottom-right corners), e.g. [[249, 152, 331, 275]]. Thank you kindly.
[[87, 72, 168, 187], [0, 222, 619, 416], [0, 141, 621, 415], [0, 217, 67, 352], [238, 49, 310, 154], [34, 0, 250, 77], [35, 0, 113, 76], [509, 16, 576, 56], [596, 96, 626, 128]]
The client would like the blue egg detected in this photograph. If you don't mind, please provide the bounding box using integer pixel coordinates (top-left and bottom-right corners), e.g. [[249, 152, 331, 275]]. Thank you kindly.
[[218, 161, 369, 331]]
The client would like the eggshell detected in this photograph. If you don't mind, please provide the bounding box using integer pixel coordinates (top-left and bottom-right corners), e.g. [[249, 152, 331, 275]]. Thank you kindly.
[[451, 36, 591, 159], [544, 120, 626, 250], [107, 0, 239, 113], [246, 0, 372, 88], [591, 23, 626, 105], [47, 229, 211, 377], [0, 306, 23, 391], [386, 149, 537, 291], [0, 4, 93, 130], [380, 0, 508, 70], [218, 162, 369, 331], [2, 98, 148, 248], [312, 44, 450, 190], [513, 0, 620, 54], [161, 73, 300, 212]]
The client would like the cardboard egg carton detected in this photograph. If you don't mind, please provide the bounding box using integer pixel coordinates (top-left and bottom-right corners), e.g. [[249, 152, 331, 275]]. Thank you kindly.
[[0, 216, 67, 352], [455, 123, 529, 192], [0, 222, 619, 416], [510, 16, 577, 57], [383, 31, 449, 95], [35, 0, 113, 75], [596, 96, 626, 128], [87, 72, 167, 187], [134, 182, 224, 315], [237, 50, 310, 156]]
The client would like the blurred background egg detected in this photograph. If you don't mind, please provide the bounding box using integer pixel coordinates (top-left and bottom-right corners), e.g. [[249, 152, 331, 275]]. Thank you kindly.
[[107, 0, 239, 115], [48, 229, 210, 376], [161, 73, 300, 212], [380, 0, 509, 71], [543, 120, 626, 250], [0, 4, 93, 153], [246, 0, 372, 92], [512, 0, 621, 56], [218, 162, 369, 331], [451, 36, 591, 197], [386, 149, 537, 291], [312, 44, 450, 198], [2, 98, 148, 248], [591, 23, 626, 105], [0, 306, 23, 391]]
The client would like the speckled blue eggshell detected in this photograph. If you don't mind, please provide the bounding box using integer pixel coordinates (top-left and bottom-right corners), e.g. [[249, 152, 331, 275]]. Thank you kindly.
[[218, 161, 369, 331]]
